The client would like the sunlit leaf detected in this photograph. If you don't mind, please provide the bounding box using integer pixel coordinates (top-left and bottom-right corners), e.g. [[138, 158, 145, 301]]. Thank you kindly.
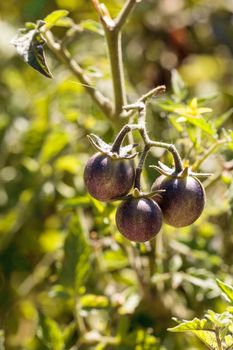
[[63, 322, 76, 349], [168, 317, 218, 349], [38, 313, 64, 350], [39, 130, 69, 164], [55, 155, 80, 174], [103, 249, 128, 271], [44, 10, 69, 29], [225, 334, 233, 347], [217, 279, 233, 303], [11, 27, 52, 78], [168, 317, 211, 332], [80, 294, 110, 309]]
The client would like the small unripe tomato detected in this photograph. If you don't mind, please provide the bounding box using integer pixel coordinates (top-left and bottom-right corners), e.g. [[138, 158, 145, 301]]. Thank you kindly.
[[116, 197, 163, 242], [84, 152, 135, 201], [152, 175, 205, 227]]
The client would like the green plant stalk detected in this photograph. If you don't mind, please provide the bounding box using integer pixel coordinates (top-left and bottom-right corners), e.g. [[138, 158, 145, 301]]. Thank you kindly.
[[111, 113, 183, 182], [134, 145, 150, 190], [114, 0, 138, 30], [104, 29, 127, 118]]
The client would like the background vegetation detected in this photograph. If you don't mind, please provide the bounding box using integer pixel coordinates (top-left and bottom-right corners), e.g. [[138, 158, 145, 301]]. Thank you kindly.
[[0, 0, 233, 349]]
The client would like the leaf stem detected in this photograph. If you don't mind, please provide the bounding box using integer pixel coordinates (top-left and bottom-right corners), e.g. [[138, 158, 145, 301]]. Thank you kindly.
[[111, 102, 183, 191], [111, 124, 138, 152]]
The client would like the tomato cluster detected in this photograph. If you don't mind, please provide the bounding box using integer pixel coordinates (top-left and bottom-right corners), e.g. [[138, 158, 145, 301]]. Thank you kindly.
[[84, 152, 206, 242]]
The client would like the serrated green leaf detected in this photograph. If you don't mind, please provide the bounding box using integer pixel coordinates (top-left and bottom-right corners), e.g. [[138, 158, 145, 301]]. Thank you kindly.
[[217, 279, 233, 303], [168, 317, 218, 350], [11, 28, 52, 78], [44, 10, 69, 29], [38, 313, 64, 350], [80, 20, 104, 35], [60, 216, 91, 292], [193, 330, 218, 350]]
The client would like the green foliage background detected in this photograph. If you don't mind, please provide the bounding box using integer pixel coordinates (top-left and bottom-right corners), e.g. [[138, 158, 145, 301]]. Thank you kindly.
[[1, 0, 233, 349]]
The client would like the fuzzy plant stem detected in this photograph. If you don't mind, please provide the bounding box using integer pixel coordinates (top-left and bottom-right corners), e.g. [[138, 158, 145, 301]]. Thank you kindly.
[[93, 0, 138, 121], [111, 102, 183, 191], [104, 29, 127, 117]]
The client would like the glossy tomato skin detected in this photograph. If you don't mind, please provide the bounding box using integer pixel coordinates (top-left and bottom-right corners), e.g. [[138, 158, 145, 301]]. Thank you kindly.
[[84, 152, 135, 201], [152, 175, 205, 227], [116, 198, 163, 242]]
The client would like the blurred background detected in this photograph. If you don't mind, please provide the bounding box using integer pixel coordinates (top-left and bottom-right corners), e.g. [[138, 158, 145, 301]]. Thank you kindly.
[[0, 0, 233, 349]]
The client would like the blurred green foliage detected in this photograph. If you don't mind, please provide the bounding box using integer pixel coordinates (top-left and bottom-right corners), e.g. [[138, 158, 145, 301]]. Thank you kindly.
[[1, 0, 233, 349]]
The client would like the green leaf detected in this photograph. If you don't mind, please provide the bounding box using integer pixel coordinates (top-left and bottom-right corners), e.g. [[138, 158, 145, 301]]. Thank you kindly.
[[183, 116, 216, 135], [192, 331, 218, 350], [11, 28, 52, 78], [55, 155, 80, 174], [168, 317, 218, 350], [39, 130, 69, 164], [44, 10, 69, 30], [60, 216, 91, 291], [80, 294, 110, 309], [60, 195, 91, 210], [216, 279, 233, 303], [79, 20, 104, 35], [38, 313, 64, 350], [225, 334, 233, 347], [168, 317, 210, 332], [63, 322, 76, 349]]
